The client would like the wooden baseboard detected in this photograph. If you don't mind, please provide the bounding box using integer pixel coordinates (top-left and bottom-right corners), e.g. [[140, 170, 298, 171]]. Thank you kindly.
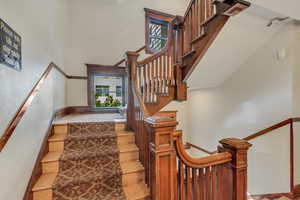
[[22, 113, 56, 200], [249, 192, 294, 199]]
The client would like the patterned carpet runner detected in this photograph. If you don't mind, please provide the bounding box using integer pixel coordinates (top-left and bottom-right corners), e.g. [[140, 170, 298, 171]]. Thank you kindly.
[[52, 122, 127, 200]]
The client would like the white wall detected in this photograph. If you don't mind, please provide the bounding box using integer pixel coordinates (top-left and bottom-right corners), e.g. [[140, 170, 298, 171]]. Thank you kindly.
[[186, 23, 300, 194], [65, 0, 189, 106], [0, 0, 68, 199]]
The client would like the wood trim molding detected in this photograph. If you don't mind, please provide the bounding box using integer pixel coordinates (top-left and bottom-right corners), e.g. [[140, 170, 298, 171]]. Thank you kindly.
[[144, 8, 176, 54], [86, 64, 126, 107], [249, 192, 294, 199]]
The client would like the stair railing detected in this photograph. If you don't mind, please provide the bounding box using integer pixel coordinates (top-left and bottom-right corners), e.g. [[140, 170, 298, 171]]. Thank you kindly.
[[182, 0, 217, 55], [137, 42, 176, 104]]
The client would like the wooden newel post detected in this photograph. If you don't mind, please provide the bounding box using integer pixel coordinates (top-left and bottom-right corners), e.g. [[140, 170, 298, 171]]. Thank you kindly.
[[125, 51, 139, 130], [145, 116, 178, 200], [219, 138, 252, 200]]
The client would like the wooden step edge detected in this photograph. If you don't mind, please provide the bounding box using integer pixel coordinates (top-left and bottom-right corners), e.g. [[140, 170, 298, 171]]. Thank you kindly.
[[41, 152, 62, 163], [121, 162, 145, 175], [32, 173, 57, 192], [117, 131, 135, 137]]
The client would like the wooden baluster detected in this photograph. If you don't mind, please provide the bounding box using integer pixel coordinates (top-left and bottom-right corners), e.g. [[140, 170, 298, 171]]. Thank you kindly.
[[147, 63, 151, 102], [217, 164, 223, 200], [178, 161, 185, 200], [199, 168, 205, 200], [138, 66, 142, 96], [143, 65, 147, 102], [165, 54, 169, 93], [151, 60, 155, 102], [169, 55, 174, 86], [192, 168, 199, 199], [186, 166, 191, 200], [155, 58, 159, 101], [195, 0, 199, 37], [163, 54, 167, 94], [189, 12, 192, 47], [159, 56, 163, 94], [200, 0, 205, 35], [205, 167, 211, 200], [206, 0, 211, 19], [212, 165, 218, 200]]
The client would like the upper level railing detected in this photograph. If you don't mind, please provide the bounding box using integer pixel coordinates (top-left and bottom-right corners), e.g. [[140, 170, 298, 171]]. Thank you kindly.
[[183, 0, 217, 55]]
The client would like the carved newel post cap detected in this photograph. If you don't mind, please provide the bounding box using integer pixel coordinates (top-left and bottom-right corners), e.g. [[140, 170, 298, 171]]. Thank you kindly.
[[219, 138, 252, 150], [145, 116, 178, 128]]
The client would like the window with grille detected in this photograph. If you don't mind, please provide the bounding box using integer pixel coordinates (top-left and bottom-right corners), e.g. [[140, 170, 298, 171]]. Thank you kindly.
[[148, 19, 168, 52], [145, 8, 174, 54]]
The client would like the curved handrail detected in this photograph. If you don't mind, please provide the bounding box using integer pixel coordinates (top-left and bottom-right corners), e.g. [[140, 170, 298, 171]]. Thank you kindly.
[[173, 130, 232, 168]]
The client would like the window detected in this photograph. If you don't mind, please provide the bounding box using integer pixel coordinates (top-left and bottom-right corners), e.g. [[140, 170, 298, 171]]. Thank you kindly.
[[145, 8, 175, 54], [116, 86, 122, 97], [148, 19, 168, 52], [96, 85, 109, 96]]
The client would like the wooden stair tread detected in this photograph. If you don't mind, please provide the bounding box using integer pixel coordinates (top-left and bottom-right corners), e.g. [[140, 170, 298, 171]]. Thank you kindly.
[[124, 183, 150, 200], [48, 134, 66, 142], [32, 173, 56, 191], [121, 161, 144, 174], [119, 144, 139, 152], [42, 152, 62, 163]]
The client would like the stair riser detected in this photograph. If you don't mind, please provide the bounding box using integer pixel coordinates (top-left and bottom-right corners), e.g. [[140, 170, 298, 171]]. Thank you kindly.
[[33, 189, 52, 200], [115, 123, 126, 131], [118, 135, 135, 144], [53, 125, 68, 135], [48, 141, 64, 152], [123, 171, 145, 186], [42, 151, 140, 173], [120, 151, 139, 162]]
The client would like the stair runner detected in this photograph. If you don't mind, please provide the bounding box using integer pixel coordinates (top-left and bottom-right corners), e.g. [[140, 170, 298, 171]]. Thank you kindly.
[[52, 122, 127, 200]]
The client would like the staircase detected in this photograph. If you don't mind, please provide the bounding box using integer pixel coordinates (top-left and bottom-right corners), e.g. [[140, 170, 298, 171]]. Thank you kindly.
[[32, 122, 149, 200]]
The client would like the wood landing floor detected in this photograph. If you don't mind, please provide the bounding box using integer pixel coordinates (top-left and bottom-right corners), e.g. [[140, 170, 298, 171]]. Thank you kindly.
[[54, 113, 126, 124]]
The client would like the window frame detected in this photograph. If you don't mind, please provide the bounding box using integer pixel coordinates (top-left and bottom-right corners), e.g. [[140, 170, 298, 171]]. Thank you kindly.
[[86, 64, 126, 112], [144, 8, 176, 54]]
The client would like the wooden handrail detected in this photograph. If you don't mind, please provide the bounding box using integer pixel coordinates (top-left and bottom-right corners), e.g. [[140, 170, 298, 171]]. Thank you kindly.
[[114, 45, 146, 66], [186, 142, 217, 155], [242, 117, 300, 193], [0, 63, 84, 152], [174, 130, 232, 168], [243, 118, 293, 141]]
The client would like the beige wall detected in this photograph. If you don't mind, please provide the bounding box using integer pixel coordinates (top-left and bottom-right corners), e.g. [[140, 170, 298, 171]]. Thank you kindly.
[[0, 0, 68, 199], [185, 23, 300, 194], [64, 0, 189, 106]]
